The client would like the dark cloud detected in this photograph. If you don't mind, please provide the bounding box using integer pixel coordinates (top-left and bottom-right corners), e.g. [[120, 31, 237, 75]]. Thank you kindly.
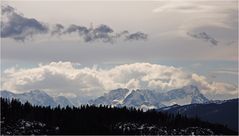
[[64, 24, 89, 34], [51, 24, 64, 35], [125, 32, 148, 41], [1, 4, 148, 43], [1, 5, 49, 41], [62, 24, 147, 43], [89, 24, 114, 43], [187, 32, 218, 46], [94, 24, 113, 33], [115, 30, 129, 37], [62, 24, 114, 43], [1, 5, 14, 14]]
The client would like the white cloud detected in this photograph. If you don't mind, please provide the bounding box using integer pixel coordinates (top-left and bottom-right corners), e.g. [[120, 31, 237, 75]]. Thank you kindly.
[[153, 2, 213, 13], [1, 61, 237, 99], [210, 68, 238, 76], [153, 1, 238, 41]]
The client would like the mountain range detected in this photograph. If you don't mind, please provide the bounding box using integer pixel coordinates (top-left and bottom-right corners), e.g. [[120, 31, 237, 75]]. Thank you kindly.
[[1, 85, 208, 109], [0, 90, 73, 107], [1, 85, 238, 131], [89, 85, 209, 110], [157, 98, 239, 131]]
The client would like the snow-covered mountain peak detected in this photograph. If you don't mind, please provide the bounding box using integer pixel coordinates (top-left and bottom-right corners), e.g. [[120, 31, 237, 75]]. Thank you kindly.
[[90, 85, 209, 110], [106, 88, 129, 100], [0, 90, 73, 107], [28, 89, 47, 94], [168, 85, 201, 97], [181, 85, 200, 94], [54, 96, 73, 107], [26, 90, 51, 98], [1, 90, 15, 98], [162, 85, 208, 105], [1, 85, 209, 110]]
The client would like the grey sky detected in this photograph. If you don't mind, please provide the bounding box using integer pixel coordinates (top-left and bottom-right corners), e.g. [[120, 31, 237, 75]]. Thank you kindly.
[[1, 0, 238, 100]]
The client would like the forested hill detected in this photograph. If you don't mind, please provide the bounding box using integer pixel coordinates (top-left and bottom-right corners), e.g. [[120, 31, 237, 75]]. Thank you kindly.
[[1, 98, 237, 135]]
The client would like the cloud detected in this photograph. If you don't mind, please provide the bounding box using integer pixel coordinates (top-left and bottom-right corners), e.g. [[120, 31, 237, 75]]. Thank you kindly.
[[60, 24, 147, 43], [51, 24, 64, 35], [94, 24, 113, 33], [1, 4, 15, 14], [1, 4, 148, 43], [187, 32, 218, 46], [153, 2, 213, 13], [125, 32, 148, 41], [153, 1, 237, 47], [2, 62, 237, 99], [210, 68, 238, 76], [1, 4, 49, 41], [63, 24, 89, 34]]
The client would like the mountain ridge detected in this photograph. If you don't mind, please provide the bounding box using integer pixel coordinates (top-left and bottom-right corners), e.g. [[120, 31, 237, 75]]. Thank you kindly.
[[1, 90, 67, 107], [157, 98, 239, 131], [1, 85, 209, 109], [89, 85, 209, 110]]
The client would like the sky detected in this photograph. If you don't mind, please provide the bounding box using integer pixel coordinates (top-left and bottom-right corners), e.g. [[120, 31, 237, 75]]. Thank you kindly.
[[1, 0, 238, 100]]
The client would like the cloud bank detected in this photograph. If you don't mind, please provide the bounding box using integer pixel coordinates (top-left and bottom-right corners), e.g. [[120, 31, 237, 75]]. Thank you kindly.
[[1, 4, 148, 43], [2, 62, 237, 99]]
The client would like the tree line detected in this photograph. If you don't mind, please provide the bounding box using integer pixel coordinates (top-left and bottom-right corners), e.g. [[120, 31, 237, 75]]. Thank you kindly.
[[1, 98, 236, 135]]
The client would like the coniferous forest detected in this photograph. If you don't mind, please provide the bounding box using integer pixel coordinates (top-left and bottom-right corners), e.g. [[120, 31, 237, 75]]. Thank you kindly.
[[1, 98, 237, 135]]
